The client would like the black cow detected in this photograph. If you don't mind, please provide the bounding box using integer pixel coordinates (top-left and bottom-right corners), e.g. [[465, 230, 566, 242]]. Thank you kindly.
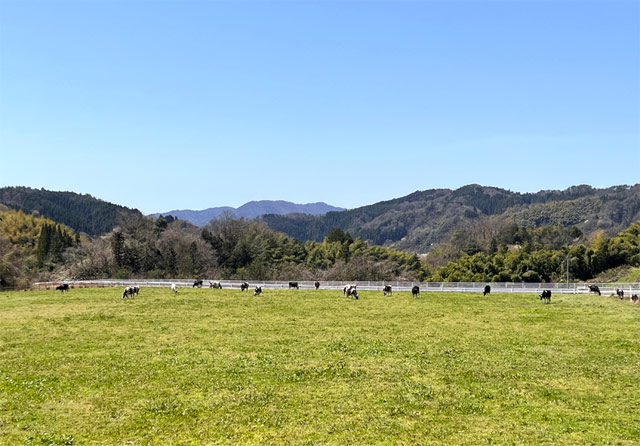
[[193, 280, 203, 288], [346, 287, 359, 300], [55, 284, 69, 293], [588, 285, 601, 296], [289, 282, 299, 290], [209, 281, 222, 289], [314, 281, 320, 290], [539, 289, 551, 304], [412, 286, 420, 298], [253, 286, 262, 296], [383, 285, 392, 296], [240, 282, 249, 292], [616, 288, 624, 300], [483, 285, 491, 296]]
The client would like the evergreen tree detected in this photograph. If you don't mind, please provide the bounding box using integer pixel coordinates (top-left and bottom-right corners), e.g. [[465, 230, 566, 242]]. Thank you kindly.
[[36, 224, 52, 265], [111, 232, 125, 268]]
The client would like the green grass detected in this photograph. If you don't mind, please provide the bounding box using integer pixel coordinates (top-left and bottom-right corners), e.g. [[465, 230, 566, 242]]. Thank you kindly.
[[1, 288, 639, 445], [618, 268, 640, 283]]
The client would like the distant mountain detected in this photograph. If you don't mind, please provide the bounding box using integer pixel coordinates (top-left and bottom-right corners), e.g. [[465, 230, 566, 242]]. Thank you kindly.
[[261, 184, 640, 253], [0, 187, 142, 236], [152, 200, 345, 226]]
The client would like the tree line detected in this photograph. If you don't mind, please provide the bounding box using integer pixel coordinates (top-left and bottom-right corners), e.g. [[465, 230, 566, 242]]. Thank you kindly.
[[1, 207, 639, 288], [428, 221, 640, 283], [60, 213, 426, 282]]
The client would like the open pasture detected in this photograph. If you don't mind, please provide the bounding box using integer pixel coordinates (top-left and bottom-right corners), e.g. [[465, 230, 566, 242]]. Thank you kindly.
[[1, 287, 639, 445]]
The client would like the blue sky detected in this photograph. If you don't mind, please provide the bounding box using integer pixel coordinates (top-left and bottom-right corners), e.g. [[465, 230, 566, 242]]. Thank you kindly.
[[1, 0, 638, 215]]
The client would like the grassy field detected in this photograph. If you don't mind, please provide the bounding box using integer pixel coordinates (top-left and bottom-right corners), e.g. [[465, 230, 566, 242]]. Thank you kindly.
[[1, 287, 639, 445], [618, 268, 640, 283]]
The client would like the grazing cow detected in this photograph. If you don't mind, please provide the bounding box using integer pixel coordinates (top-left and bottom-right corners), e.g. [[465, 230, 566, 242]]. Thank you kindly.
[[631, 294, 638, 304], [383, 285, 392, 296], [289, 282, 299, 290], [588, 285, 601, 296], [254, 286, 262, 296], [240, 282, 249, 292], [483, 285, 491, 296], [170, 283, 178, 294], [539, 289, 551, 304], [122, 286, 134, 299], [616, 288, 624, 300], [346, 287, 359, 300], [412, 286, 420, 298], [55, 284, 69, 293], [209, 281, 222, 289], [343, 284, 356, 296], [315, 281, 320, 290], [193, 280, 203, 288]]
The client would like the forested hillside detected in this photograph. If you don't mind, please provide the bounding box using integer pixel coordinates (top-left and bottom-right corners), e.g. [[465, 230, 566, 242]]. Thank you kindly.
[[1, 184, 640, 288], [0, 210, 79, 287], [262, 184, 640, 252], [0, 187, 142, 236], [1, 207, 639, 287], [430, 222, 640, 283], [58, 215, 425, 282]]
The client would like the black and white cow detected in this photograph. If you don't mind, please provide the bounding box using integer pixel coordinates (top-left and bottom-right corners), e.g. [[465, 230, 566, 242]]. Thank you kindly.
[[131, 286, 139, 297], [289, 282, 299, 290], [346, 287, 359, 300], [412, 286, 420, 298], [55, 284, 69, 293], [343, 284, 356, 296], [314, 281, 320, 290], [539, 289, 551, 304], [171, 283, 178, 294], [122, 286, 134, 299], [483, 285, 491, 296], [588, 285, 601, 296], [631, 294, 638, 304], [254, 286, 262, 296], [240, 282, 249, 292], [193, 280, 203, 288], [616, 288, 624, 300], [209, 281, 222, 289], [383, 285, 392, 296]]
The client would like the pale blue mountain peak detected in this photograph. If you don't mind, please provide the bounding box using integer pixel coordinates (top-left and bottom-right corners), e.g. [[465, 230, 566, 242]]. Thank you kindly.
[[151, 200, 345, 226]]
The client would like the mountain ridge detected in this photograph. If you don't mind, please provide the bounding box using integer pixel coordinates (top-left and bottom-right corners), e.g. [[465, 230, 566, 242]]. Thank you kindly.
[[152, 200, 345, 226], [260, 184, 640, 252]]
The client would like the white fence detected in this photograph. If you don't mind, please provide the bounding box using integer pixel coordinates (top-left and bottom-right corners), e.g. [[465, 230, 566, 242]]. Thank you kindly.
[[32, 279, 640, 295]]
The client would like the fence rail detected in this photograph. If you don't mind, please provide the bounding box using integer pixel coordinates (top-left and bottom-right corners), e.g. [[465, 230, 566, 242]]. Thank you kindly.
[[30, 279, 640, 295]]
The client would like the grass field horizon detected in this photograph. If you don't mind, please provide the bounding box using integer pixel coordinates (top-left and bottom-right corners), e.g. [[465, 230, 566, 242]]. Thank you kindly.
[[1, 287, 639, 445]]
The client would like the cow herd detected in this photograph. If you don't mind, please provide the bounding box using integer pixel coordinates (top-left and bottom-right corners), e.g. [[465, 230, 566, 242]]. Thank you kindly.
[[614, 287, 639, 304], [48, 281, 640, 307], [160, 282, 638, 307], [586, 284, 639, 305]]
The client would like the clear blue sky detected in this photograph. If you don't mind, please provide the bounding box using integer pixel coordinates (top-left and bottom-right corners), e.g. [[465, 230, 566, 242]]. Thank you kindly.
[[1, 0, 638, 215]]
